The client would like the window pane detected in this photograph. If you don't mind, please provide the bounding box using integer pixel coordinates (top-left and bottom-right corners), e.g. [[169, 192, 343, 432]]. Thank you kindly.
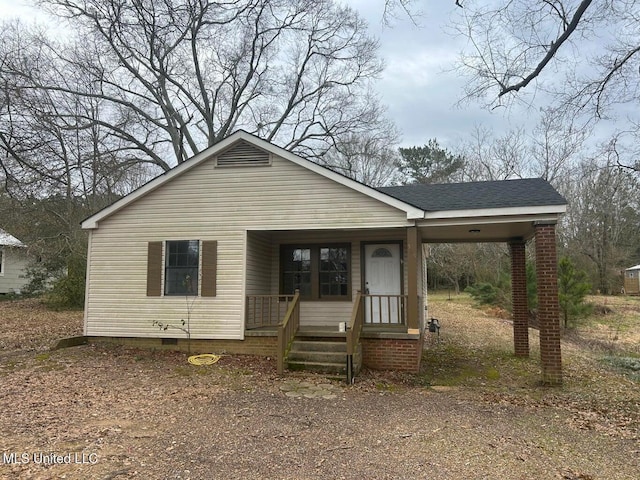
[[165, 267, 199, 295], [282, 247, 311, 295], [284, 248, 311, 272], [165, 240, 199, 295], [319, 247, 348, 298]]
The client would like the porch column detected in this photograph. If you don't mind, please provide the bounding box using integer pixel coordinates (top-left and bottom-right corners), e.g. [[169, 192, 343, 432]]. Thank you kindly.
[[406, 226, 419, 331], [534, 222, 562, 385], [509, 240, 529, 357]]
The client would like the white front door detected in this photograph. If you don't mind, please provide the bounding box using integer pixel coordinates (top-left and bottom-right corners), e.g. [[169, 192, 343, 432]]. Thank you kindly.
[[364, 243, 402, 324]]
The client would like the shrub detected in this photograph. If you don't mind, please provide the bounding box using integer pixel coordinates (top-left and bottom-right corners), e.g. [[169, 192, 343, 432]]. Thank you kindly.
[[465, 282, 500, 305], [45, 254, 86, 309]]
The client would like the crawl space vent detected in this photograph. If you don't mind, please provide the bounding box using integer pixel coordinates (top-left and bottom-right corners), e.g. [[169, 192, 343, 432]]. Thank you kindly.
[[216, 141, 271, 167]]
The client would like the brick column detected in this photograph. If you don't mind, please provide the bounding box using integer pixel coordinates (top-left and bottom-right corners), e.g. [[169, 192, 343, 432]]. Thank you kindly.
[[535, 223, 562, 385], [509, 240, 529, 357]]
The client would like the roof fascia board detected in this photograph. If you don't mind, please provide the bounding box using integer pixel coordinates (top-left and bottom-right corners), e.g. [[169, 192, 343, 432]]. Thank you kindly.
[[421, 204, 566, 221], [417, 213, 563, 228], [82, 131, 424, 229]]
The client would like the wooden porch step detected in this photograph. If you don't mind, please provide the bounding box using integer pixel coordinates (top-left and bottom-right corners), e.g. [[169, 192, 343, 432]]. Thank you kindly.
[[290, 340, 346, 353], [286, 338, 361, 375]]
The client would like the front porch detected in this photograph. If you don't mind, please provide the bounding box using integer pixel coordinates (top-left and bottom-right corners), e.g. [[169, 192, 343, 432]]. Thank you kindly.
[[244, 218, 564, 385], [244, 226, 426, 379]]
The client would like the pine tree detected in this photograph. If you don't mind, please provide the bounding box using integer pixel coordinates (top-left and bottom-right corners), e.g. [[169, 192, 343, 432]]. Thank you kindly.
[[558, 257, 592, 329]]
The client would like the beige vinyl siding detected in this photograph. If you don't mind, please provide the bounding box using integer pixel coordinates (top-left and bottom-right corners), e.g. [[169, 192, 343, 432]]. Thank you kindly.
[[0, 247, 29, 294], [85, 154, 411, 338], [245, 231, 272, 297]]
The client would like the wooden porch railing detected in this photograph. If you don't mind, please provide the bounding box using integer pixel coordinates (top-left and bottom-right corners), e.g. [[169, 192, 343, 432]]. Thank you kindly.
[[347, 291, 364, 356], [362, 294, 408, 325], [346, 291, 364, 384], [246, 294, 296, 329], [277, 290, 300, 376]]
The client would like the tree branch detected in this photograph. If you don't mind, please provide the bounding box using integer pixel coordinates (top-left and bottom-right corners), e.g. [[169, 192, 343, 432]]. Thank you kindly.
[[498, 0, 593, 97]]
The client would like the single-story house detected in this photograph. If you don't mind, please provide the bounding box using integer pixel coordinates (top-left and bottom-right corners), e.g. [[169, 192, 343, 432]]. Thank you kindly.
[[0, 228, 29, 295], [81, 130, 567, 384], [623, 264, 640, 294]]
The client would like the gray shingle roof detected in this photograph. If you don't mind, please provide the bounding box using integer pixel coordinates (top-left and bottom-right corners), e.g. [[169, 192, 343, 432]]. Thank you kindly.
[[378, 178, 566, 212]]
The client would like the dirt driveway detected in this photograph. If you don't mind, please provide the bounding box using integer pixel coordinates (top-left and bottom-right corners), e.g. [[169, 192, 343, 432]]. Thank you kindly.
[[0, 298, 638, 479]]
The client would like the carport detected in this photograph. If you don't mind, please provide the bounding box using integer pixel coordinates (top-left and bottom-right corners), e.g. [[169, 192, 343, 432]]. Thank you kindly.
[[380, 178, 567, 385]]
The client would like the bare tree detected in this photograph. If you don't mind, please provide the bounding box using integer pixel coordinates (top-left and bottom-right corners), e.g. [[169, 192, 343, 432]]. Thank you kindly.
[[320, 123, 401, 187], [529, 108, 588, 184], [562, 153, 640, 293], [460, 125, 528, 181], [12, 0, 389, 169], [453, 1, 640, 126], [0, 20, 152, 202]]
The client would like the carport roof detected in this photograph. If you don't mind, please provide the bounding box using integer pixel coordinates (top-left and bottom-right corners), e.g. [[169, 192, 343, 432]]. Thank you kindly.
[[378, 178, 567, 212]]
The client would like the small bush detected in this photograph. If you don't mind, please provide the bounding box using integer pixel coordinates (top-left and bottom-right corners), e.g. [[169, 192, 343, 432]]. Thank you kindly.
[[465, 278, 510, 310], [603, 356, 640, 381], [465, 283, 500, 305], [45, 254, 86, 310]]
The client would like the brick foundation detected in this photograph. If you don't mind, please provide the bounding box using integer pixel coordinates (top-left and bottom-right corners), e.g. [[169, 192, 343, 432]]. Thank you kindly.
[[361, 334, 423, 372], [509, 240, 530, 357], [535, 223, 563, 385], [88, 333, 424, 373]]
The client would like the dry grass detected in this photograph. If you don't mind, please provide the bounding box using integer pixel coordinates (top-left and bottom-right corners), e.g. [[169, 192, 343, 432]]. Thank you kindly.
[[0, 295, 638, 479], [424, 292, 640, 440]]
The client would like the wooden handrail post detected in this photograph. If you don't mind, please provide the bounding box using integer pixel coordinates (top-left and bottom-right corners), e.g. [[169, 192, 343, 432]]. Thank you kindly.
[[277, 289, 300, 376]]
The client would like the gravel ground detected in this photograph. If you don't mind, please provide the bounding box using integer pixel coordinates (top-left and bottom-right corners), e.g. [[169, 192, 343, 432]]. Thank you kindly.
[[0, 298, 638, 480]]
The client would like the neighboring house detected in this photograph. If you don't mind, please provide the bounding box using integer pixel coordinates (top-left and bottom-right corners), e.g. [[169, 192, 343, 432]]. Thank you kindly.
[[82, 131, 568, 384], [0, 229, 29, 295], [623, 265, 640, 294]]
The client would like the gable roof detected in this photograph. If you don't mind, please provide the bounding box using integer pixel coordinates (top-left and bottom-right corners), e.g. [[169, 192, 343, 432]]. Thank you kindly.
[[82, 130, 424, 229], [378, 178, 567, 212], [0, 228, 25, 247]]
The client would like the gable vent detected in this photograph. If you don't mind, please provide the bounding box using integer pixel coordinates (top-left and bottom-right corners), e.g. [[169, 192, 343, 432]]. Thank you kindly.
[[215, 141, 271, 167]]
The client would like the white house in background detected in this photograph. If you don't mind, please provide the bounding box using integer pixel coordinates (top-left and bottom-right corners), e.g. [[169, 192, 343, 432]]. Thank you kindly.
[[0, 229, 29, 294], [623, 264, 640, 294]]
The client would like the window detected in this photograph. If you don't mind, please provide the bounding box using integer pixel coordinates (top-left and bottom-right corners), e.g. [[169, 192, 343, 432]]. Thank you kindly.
[[147, 240, 216, 297], [280, 244, 350, 300], [165, 240, 199, 295], [282, 247, 312, 297], [320, 247, 349, 297]]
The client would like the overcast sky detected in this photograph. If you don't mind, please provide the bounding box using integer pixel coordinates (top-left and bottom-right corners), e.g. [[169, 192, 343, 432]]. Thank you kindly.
[[344, 0, 529, 148], [0, 0, 573, 149]]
